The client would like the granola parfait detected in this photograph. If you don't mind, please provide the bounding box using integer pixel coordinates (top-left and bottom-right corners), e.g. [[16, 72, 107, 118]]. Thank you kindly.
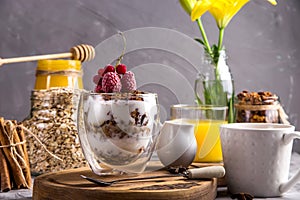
[[77, 62, 160, 174]]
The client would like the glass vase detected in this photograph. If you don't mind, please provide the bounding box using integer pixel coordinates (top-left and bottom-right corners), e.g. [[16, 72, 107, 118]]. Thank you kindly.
[[194, 50, 235, 123]]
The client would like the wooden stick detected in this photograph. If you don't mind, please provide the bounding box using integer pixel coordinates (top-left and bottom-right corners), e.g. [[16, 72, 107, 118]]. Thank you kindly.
[[0, 44, 95, 67], [0, 118, 27, 189], [5, 121, 31, 188], [0, 147, 11, 192], [16, 125, 32, 188], [16, 125, 29, 168], [0, 53, 72, 65], [7, 121, 31, 188]]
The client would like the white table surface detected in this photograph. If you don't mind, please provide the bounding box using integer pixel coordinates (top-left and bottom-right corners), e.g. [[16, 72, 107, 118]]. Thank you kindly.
[[1, 153, 300, 200]]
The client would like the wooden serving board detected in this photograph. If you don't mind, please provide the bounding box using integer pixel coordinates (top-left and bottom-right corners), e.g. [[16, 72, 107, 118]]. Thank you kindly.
[[33, 166, 217, 200]]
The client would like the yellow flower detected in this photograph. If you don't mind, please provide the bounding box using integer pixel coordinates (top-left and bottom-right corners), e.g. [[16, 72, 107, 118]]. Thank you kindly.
[[179, 0, 197, 15], [191, 0, 214, 21], [268, 0, 277, 5], [209, 0, 250, 29], [191, 0, 277, 29]]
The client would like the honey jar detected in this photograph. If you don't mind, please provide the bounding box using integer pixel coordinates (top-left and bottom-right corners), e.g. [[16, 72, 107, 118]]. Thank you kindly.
[[34, 59, 83, 89]]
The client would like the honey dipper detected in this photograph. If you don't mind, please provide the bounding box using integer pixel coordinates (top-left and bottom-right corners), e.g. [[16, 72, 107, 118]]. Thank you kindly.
[[0, 44, 95, 67]]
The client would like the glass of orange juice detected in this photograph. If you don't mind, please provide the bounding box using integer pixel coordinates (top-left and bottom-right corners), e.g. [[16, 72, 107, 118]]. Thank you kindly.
[[170, 105, 228, 163]]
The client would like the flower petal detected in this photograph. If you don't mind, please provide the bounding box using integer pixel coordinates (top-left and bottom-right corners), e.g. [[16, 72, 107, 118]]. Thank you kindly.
[[191, 0, 213, 21], [209, 0, 250, 28], [179, 0, 197, 15], [267, 0, 277, 5], [268, 0, 277, 6]]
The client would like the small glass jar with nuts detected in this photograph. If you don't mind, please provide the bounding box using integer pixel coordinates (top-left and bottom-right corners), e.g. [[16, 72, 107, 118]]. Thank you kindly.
[[235, 91, 289, 124]]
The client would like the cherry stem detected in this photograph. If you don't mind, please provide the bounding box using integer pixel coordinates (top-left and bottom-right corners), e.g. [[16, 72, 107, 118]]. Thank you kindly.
[[116, 31, 127, 66]]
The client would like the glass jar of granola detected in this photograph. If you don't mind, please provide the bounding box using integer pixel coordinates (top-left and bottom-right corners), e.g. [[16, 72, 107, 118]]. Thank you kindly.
[[22, 59, 86, 174], [235, 91, 288, 124], [22, 88, 87, 174]]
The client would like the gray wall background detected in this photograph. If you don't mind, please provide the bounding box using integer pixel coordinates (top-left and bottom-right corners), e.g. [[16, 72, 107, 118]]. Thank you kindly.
[[0, 0, 300, 150]]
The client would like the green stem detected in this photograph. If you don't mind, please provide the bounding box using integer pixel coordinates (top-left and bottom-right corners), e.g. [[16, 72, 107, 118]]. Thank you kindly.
[[214, 66, 220, 81], [214, 27, 225, 80], [218, 27, 225, 52], [196, 18, 212, 55], [116, 32, 127, 66]]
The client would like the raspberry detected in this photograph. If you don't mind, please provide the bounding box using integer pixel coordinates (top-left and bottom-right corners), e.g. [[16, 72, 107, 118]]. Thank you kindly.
[[102, 72, 122, 93], [94, 77, 103, 93], [103, 64, 115, 74], [121, 71, 136, 92], [93, 74, 101, 85], [98, 68, 105, 76], [94, 84, 102, 93], [116, 64, 127, 75]]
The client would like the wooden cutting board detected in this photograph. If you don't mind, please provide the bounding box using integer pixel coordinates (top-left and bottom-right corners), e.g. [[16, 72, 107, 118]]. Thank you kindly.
[[33, 166, 217, 200]]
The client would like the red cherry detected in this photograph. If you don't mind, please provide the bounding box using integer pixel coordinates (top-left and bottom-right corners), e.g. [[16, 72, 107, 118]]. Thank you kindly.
[[103, 64, 115, 74], [116, 64, 127, 75]]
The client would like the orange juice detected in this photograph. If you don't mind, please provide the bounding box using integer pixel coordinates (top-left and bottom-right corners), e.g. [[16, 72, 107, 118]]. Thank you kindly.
[[189, 120, 227, 162]]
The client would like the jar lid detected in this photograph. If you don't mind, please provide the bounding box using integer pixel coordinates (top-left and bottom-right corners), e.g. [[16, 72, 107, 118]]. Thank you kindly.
[[37, 60, 81, 71]]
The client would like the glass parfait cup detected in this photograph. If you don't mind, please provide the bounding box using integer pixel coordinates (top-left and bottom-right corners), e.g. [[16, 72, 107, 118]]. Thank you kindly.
[[171, 104, 228, 163], [77, 91, 160, 175]]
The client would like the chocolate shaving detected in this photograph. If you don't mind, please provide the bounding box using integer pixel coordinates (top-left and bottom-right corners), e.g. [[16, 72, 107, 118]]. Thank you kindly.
[[131, 109, 140, 125], [130, 109, 149, 126]]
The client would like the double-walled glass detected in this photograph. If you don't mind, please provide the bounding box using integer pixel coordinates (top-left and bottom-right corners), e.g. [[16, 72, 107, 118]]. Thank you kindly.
[[77, 91, 160, 175], [171, 105, 227, 162]]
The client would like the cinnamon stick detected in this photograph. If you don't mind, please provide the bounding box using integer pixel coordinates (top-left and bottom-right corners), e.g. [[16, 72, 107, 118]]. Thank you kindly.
[[0, 117, 27, 189], [16, 125, 29, 163], [6, 120, 31, 188], [0, 147, 11, 192], [16, 125, 31, 188]]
